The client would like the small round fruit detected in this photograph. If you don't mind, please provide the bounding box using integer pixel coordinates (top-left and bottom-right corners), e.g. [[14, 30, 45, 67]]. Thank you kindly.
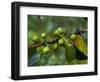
[[53, 30, 60, 36], [41, 32, 47, 38], [58, 39, 64, 45], [42, 46, 50, 54], [32, 34, 40, 42], [70, 34, 77, 40], [57, 27, 64, 33], [53, 43, 58, 50]]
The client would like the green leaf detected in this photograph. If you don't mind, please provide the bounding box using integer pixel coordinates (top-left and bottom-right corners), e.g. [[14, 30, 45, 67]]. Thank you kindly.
[[75, 46, 87, 60], [72, 35, 87, 56], [64, 38, 75, 64], [65, 45, 75, 64]]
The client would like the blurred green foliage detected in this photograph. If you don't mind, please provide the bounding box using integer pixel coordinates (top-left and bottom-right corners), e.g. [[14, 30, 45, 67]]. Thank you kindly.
[[28, 15, 88, 66]]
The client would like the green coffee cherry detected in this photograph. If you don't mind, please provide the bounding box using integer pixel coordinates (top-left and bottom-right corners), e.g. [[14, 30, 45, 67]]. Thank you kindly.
[[58, 39, 64, 45], [53, 30, 60, 36], [53, 43, 58, 50], [32, 33, 40, 42], [41, 32, 47, 39], [57, 27, 64, 34], [70, 34, 77, 40], [42, 46, 50, 54]]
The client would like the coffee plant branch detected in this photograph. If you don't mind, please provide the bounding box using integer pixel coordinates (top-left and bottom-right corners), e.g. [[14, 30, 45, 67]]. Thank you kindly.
[[28, 29, 87, 49]]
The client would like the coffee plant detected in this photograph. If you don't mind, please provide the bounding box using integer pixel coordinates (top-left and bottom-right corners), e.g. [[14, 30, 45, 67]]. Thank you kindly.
[[28, 15, 88, 66], [28, 27, 87, 66]]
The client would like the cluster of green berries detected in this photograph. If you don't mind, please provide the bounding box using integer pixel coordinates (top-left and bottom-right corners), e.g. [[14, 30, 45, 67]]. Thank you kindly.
[[53, 27, 65, 49], [52, 39, 64, 50], [53, 27, 65, 36], [32, 32, 47, 42], [32, 32, 50, 54], [41, 32, 50, 54], [32, 27, 66, 54], [53, 27, 65, 46]]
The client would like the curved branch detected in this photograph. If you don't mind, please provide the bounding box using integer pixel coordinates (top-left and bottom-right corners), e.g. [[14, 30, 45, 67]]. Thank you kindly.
[[28, 29, 87, 49]]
